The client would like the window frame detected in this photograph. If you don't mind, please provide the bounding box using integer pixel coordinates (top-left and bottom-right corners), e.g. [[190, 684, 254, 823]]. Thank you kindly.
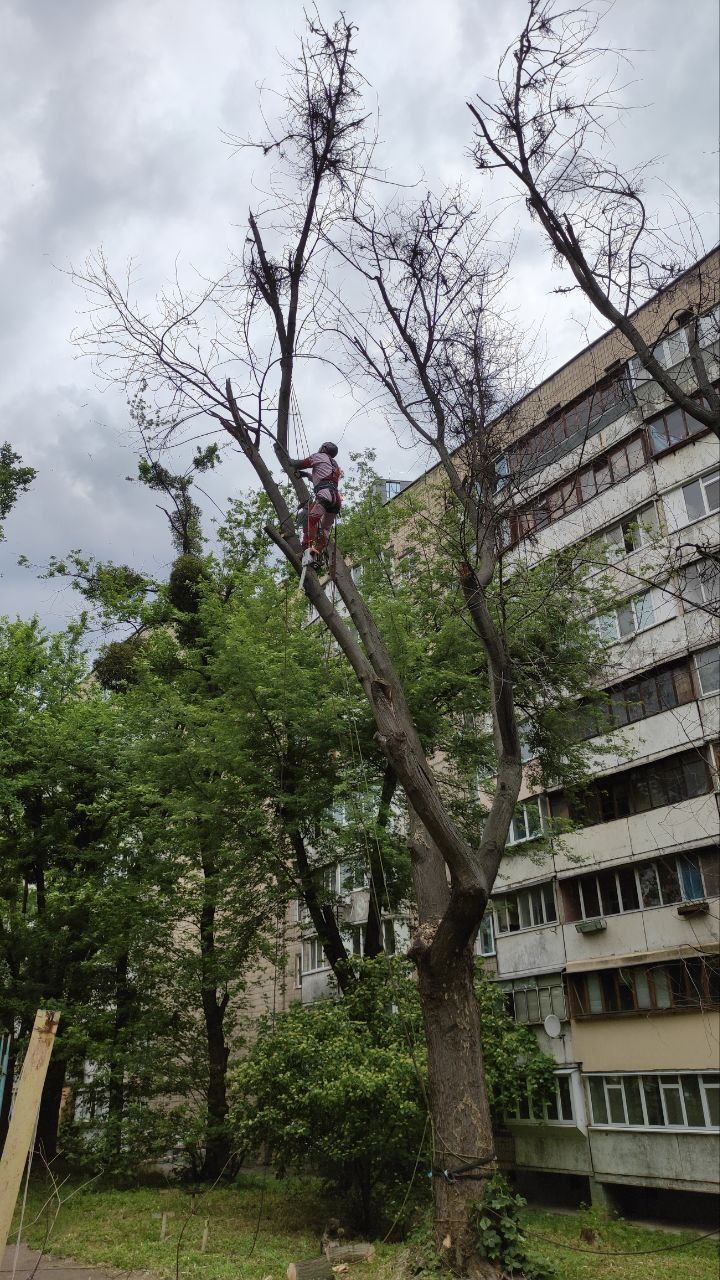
[[507, 430, 648, 547], [301, 935, 330, 974], [677, 469, 720, 525], [493, 880, 558, 934], [505, 1070, 576, 1125], [506, 798, 545, 846], [566, 852, 706, 922], [694, 646, 720, 696], [552, 746, 714, 827], [569, 955, 719, 1019], [587, 1071, 720, 1131]]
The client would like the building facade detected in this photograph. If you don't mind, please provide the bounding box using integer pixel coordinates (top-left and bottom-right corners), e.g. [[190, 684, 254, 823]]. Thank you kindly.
[[480, 251, 719, 1214]]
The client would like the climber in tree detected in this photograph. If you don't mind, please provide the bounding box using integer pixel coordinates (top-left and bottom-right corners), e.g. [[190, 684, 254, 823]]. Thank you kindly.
[[291, 442, 343, 558]]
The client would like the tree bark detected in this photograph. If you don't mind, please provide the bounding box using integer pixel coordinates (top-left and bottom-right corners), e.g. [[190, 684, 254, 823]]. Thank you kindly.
[[363, 766, 397, 960], [199, 849, 231, 1181], [201, 987, 231, 1180], [106, 951, 132, 1160], [35, 1052, 66, 1161], [416, 945, 499, 1279]]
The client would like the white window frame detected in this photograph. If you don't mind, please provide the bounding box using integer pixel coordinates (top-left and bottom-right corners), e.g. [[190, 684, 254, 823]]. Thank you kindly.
[[681, 559, 720, 611], [597, 504, 660, 561], [506, 1070, 575, 1125], [694, 646, 720, 696], [493, 881, 558, 934], [506, 798, 544, 846], [294, 953, 302, 987], [587, 1071, 720, 1131], [683, 469, 719, 521], [477, 913, 495, 956], [594, 586, 676, 642], [573, 852, 706, 920], [302, 935, 330, 974]]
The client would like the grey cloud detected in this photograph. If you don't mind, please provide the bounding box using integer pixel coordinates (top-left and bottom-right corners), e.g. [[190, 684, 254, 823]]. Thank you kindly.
[[1, 0, 717, 632]]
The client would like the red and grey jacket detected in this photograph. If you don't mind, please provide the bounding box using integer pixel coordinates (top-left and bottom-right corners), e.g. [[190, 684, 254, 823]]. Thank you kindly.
[[294, 452, 342, 512]]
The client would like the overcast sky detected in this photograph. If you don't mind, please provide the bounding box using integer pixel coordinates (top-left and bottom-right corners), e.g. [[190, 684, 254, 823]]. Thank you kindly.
[[1, 0, 718, 633]]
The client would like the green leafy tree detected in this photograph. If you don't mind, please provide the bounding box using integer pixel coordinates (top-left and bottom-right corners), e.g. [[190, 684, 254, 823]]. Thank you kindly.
[[0, 443, 35, 542]]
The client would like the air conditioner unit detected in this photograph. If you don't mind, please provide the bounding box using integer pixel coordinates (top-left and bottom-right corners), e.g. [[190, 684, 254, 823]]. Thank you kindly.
[[575, 917, 607, 934], [677, 899, 709, 917]]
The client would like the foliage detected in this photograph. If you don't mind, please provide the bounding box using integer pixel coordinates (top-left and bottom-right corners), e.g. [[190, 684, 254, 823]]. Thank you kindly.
[[470, 1175, 554, 1279], [475, 969, 556, 1122], [0, 442, 35, 540], [230, 958, 555, 1232], [229, 958, 428, 1231]]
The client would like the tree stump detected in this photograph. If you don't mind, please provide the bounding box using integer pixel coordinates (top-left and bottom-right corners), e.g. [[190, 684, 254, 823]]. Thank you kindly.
[[287, 1258, 335, 1280], [325, 1244, 376, 1264]]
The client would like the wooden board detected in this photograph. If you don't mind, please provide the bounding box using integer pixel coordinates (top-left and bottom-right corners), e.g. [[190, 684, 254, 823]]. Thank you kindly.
[[0, 1010, 61, 1256]]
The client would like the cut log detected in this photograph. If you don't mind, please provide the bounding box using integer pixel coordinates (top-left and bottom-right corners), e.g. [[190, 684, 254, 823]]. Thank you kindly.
[[326, 1244, 376, 1264], [287, 1258, 335, 1280]]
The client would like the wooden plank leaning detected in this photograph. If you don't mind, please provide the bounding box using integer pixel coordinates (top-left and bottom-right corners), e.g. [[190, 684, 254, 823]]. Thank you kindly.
[[0, 1010, 61, 1257]]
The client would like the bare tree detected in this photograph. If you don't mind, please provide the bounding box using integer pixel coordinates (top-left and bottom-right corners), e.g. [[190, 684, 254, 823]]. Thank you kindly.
[[71, 15, 615, 1274], [467, 0, 720, 437]]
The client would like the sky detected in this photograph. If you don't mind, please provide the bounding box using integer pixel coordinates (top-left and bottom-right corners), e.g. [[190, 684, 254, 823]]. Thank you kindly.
[[1, 0, 718, 632]]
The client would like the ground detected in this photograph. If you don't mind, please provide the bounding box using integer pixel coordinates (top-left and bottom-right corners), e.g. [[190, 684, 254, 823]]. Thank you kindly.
[[9, 1173, 719, 1280]]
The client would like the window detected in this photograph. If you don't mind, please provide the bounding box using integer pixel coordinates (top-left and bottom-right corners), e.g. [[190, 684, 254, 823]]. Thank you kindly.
[[669, 470, 720, 527], [383, 480, 409, 502], [561, 852, 706, 922], [593, 586, 675, 642], [588, 1072, 719, 1129], [341, 860, 370, 891], [507, 799, 544, 845], [302, 936, 330, 973], [345, 924, 366, 956], [506, 431, 647, 546], [647, 402, 705, 456], [506, 1071, 575, 1123], [477, 913, 495, 956], [569, 658, 696, 743], [680, 559, 720, 611], [503, 979, 566, 1024], [383, 919, 396, 955], [294, 953, 302, 987], [596, 504, 660, 561], [569, 955, 719, 1017], [506, 372, 628, 478], [551, 746, 713, 826], [695, 646, 720, 695], [494, 882, 557, 933]]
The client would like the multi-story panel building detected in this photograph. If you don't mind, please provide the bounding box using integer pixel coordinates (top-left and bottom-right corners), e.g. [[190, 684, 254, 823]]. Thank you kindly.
[[476, 249, 720, 1216]]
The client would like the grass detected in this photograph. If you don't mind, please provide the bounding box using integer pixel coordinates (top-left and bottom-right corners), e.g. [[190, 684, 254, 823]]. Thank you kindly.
[[12, 1173, 719, 1280]]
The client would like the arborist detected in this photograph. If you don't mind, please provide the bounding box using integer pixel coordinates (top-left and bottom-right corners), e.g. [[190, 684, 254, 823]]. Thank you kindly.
[[291, 441, 343, 561]]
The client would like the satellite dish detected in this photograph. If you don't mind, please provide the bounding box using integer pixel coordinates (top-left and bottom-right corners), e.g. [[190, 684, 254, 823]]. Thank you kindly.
[[543, 1013, 562, 1039]]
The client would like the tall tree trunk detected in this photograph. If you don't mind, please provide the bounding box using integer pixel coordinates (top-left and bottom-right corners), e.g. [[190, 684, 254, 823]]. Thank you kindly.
[[201, 988, 231, 1180], [199, 848, 231, 1181], [36, 1052, 67, 1161], [0, 1039, 15, 1153], [364, 766, 397, 960], [106, 951, 132, 1160], [416, 949, 498, 1278]]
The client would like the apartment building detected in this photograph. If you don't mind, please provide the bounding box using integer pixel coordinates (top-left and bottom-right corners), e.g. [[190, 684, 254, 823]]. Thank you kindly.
[[478, 250, 720, 1216]]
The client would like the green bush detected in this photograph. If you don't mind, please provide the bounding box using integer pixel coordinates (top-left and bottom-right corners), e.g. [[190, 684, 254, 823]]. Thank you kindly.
[[230, 959, 556, 1235], [230, 959, 428, 1232]]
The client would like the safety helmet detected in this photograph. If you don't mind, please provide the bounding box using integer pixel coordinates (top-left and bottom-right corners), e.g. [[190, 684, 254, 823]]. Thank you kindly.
[[320, 441, 338, 457]]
